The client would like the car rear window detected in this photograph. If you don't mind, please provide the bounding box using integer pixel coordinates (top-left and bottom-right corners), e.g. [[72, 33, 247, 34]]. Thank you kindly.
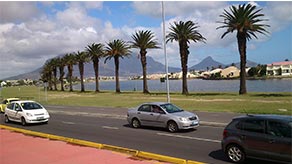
[[21, 102, 43, 110]]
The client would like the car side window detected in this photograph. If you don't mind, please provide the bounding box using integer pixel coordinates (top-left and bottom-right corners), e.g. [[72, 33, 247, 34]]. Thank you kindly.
[[152, 105, 164, 114], [7, 103, 14, 110], [138, 105, 151, 112], [236, 119, 265, 133], [267, 121, 291, 138], [15, 103, 21, 111]]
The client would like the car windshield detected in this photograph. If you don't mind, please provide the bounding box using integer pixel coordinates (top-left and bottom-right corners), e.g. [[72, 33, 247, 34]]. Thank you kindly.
[[21, 102, 43, 110], [160, 103, 183, 113]]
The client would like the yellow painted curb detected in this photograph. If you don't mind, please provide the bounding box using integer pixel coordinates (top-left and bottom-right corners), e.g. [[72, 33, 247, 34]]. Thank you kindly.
[[187, 160, 206, 164], [0, 125, 206, 164], [137, 151, 187, 164], [102, 144, 138, 156]]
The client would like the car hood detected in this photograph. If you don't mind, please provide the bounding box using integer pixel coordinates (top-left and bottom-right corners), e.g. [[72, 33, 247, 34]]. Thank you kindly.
[[170, 111, 196, 117], [24, 109, 49, 115]]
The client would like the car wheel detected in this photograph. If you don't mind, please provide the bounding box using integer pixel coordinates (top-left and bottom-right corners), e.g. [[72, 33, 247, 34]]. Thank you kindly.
[[226, 144, 245, 163], [131, 118, 141, 128], [4, 115, 10, 123], [167, 121, 178, 133], [21, 117, 27, 126]]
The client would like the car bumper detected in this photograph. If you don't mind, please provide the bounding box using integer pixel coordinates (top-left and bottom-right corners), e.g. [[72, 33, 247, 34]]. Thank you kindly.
[[26, 117, 50, 123], [177, 120, 199, 129]]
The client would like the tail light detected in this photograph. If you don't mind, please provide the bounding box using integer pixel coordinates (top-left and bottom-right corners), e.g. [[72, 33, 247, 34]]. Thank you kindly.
[[223, 129, 228, 139]]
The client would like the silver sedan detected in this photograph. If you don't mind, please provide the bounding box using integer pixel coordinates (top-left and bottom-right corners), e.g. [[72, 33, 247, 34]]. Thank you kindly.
[[127, 102, 199, 132]]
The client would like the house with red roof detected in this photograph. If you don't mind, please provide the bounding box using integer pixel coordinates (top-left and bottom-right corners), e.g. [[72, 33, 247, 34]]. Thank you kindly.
[[266, 61, 292, 76]]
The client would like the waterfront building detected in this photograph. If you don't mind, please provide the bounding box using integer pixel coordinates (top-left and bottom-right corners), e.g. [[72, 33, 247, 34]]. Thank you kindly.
[[266, 61, 292, 76]]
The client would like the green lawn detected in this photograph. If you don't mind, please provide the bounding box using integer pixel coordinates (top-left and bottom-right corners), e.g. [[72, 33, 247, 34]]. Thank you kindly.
[[1, 86, 291, 115]]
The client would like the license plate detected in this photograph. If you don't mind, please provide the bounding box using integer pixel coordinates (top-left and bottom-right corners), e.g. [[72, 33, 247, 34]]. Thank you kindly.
[[191, 122, 198, 126], [37, 117, 44, 120]]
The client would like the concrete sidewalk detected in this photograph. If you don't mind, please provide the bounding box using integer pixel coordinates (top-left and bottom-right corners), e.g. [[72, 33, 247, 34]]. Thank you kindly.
[[0, 129, 166, 164]]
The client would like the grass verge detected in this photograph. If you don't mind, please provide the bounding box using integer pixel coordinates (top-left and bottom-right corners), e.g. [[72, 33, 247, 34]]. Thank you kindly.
[[1, 86, 291, 115]]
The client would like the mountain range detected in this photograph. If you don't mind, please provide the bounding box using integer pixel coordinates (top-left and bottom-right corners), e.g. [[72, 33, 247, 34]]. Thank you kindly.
[[3, 56, 258, 80]]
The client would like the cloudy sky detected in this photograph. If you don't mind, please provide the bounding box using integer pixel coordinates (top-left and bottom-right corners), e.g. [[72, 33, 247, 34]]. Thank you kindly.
[[0, 1, 291, 79]]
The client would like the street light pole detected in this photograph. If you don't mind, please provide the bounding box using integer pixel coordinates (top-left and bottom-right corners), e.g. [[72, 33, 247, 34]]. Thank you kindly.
[[161, 1, 170, 103]]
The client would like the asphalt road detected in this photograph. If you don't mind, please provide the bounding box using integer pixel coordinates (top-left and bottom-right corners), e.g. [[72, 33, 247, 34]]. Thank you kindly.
[[0, 105, 280, 164]]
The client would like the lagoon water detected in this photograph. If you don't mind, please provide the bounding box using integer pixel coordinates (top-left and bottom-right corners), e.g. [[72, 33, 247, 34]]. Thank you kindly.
[[74, 78, 292, 92]]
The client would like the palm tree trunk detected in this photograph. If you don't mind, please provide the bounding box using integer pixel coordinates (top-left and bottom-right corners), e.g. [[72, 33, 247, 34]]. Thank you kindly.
[[59, 66, 65, 91], [68, 65, 73, 92], [140, 50, 149, 94], [179, 41, 189, 95], [79, 62, 85, 92], [53, 68, 57, 90], [114, 56, 120, 93], [93, 58, 100, 92], [237, 32, 247, 95]]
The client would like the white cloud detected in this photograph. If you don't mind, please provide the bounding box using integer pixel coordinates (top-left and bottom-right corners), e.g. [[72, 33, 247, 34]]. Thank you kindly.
[[0, 2, 39, 23]]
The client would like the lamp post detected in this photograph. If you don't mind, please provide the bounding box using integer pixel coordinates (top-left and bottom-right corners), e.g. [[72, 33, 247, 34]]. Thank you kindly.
[[161, 1, 170, 103]]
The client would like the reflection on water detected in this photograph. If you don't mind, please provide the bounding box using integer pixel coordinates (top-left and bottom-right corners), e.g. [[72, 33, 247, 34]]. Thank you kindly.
[[74, 79, 292, 92]]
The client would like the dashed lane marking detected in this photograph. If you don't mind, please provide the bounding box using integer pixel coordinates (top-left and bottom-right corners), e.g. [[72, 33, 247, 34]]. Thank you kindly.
[[62, 121, 76, 125], [102, 126, 119, 130], [157, 133, 221, 143]]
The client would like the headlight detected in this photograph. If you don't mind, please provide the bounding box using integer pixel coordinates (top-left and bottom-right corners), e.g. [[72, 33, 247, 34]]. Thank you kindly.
[[179, 117, 188, 122], [26, 113, 33, 117]]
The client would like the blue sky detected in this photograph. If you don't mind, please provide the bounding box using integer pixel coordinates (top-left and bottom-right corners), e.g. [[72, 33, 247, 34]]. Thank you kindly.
[[0, 1, 291, 79]]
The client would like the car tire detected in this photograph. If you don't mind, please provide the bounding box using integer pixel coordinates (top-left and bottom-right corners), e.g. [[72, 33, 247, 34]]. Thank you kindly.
[[131, 118, 141, 128], [21, 117, 27, 126], [167, 121, 178, 133], [226, 144, 246, 163], [4, 115, 10, 123]]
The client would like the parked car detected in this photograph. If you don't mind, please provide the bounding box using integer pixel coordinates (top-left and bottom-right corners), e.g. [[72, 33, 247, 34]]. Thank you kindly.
[[127, 102, 199, 132], [222, 114, 292, 164], [4, 100, 50, 126], [0, 98, 20, 113]]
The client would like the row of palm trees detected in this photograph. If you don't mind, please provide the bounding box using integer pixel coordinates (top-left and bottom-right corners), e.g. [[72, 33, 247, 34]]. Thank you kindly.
[[41, 4, 269, 95]]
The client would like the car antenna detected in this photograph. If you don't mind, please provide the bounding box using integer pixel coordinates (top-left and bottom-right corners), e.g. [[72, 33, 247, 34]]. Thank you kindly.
[[243, 108, 251, 116]]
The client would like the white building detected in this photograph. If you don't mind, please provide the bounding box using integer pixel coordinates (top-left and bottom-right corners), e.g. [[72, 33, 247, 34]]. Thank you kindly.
[[266, 61, 292, 76]]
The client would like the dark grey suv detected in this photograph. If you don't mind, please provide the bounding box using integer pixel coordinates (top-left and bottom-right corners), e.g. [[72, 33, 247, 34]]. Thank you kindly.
[[222, 115, 292, 164]]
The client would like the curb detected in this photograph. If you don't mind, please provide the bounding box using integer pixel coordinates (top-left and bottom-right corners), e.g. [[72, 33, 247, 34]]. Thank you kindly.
[[0, 124, 206, 164]]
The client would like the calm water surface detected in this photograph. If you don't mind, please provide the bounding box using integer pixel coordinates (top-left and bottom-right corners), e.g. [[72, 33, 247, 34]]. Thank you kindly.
[[74, 79, 292, 92]]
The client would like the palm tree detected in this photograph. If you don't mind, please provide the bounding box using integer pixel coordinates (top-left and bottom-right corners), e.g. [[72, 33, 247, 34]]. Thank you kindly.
[[217, 4, 269, 94], [75, 51, 90, 92], [48, 58, 58, 91], [166, 20, 206, 95], [40, 61, 53, 90], [86, 43, 105, 92], [130, 30, 160, 94], [56, 56, 66, 91], [104, 39, 131, 93], [63, 53, 76, 92]]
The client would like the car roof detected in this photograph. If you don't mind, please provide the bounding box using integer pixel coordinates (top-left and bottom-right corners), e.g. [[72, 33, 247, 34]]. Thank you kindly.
[[234, 114, 292, 122], [12, 100, 37, 104], [141, 102, 170, 106], [6, 98, 20, 101]]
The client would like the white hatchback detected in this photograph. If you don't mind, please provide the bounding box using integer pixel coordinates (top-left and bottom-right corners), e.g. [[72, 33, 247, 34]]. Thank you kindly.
[[4, 100, 50, 126]]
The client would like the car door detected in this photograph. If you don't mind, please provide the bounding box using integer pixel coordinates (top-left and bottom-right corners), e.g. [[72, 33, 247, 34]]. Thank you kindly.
[[265, 120, 292, 162], [137, 104, 153, 126], [13, 103, 23, 122], [151, 105, 168, 128], [5, 103, 15, 120], [236, 118, 267, 158]]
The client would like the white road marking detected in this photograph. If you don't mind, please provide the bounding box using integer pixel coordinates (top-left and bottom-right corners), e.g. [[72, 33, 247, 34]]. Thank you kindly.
[[102, 126, 119, 130], [62, 121, 76, 125], [157, 133, 221, 143]]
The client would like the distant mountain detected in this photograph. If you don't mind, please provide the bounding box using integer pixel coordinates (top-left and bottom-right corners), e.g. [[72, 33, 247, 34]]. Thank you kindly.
[[3, 56, 180, 80], [233, 60, 259, 68], [189, 56, 226, 71]]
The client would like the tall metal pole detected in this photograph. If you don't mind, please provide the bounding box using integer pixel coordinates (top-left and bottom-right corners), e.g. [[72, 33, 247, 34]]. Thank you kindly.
[[162, 1, 170, 103]]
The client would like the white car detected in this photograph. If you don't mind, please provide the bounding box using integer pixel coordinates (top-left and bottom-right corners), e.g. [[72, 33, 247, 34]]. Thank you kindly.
[[4, 100, 50, 126]]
